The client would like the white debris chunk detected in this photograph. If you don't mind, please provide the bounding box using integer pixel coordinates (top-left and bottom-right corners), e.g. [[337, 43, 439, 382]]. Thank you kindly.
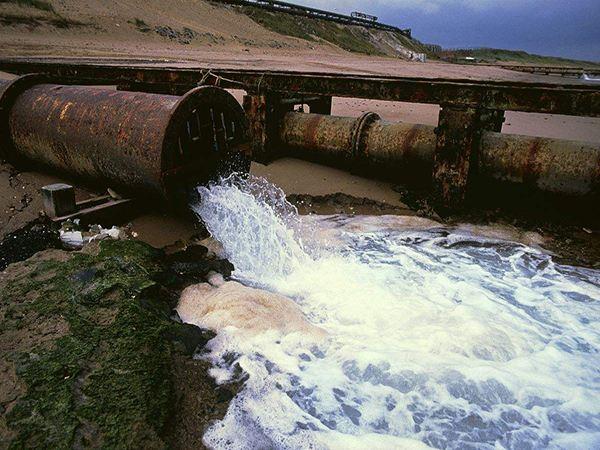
[[59, 230, 84, 250], [59, 224, 126, 249]]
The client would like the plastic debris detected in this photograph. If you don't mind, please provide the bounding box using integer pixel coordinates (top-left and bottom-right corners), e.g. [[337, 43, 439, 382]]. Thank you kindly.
[[59, 222, 127, 250]]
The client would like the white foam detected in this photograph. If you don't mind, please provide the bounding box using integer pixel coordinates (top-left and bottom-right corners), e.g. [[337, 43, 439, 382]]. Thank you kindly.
[[189, 175, 600, 450], [177, 280, 326, 339]]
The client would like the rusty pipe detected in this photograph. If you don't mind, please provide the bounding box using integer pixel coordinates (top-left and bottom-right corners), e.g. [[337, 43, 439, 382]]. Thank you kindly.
[[279, 111, 379, 160], [479, 133, 600, 196], [280, 111, 434, 185], [279, 111, 600, 196], [0, 77, 250, 204]]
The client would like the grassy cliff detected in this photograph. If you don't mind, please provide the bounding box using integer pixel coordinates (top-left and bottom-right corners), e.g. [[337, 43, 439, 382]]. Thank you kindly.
[[237, 4, 430, 57], [440, 48, 600, 68]]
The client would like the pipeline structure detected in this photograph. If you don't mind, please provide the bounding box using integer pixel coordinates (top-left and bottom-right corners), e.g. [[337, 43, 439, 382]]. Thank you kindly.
[[0, 57, 599, 214], [279, 112, 600, 198], [0, 77, 250, 205]]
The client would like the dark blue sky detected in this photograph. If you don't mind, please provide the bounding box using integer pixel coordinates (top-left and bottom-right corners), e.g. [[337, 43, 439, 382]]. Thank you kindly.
[[294, 0, 600, 62]]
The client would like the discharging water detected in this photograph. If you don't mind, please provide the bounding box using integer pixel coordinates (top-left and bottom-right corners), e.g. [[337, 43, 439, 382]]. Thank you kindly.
[[188, 175, 600, 449]]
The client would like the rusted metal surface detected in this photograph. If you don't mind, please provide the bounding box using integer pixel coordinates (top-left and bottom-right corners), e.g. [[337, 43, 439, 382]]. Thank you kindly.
[[362, 120, 435, 184], [480, 133, 600, 196], [281, 111, 434, 183], [278, 111, 600, 198], [243, 94, 269, 163], [8, 83, 177, 196], [1, 59, 599, 116], [2, 59, 599, 211], [243, 93, 292, 163], [0, 74, 47, 160], [280, 113, 357, 161], [3, 83, 250, 204], [432, 106, 481, 209]]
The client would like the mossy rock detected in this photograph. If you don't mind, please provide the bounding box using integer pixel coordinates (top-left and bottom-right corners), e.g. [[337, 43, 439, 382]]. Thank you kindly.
[[0, 240, 227, 449]]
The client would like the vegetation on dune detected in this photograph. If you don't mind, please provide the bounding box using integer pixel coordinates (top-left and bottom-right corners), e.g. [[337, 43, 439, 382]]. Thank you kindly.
[[0, 0, 54, 13], [128, 17, 151, 33], [240, 5, 428, 56], [441, 47, 600, 68], [241, 6, 382, 55], [0, 0, 86, 28], [0, 13, 84, 27]]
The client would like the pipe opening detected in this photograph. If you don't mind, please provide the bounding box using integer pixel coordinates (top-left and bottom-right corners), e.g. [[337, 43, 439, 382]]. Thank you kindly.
[[1, 80, 250, 209], [164, 86, 251, 205]]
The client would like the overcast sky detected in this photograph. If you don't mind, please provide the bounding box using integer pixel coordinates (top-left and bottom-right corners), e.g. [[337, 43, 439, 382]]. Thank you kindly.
[[293, 0, 600, 62]]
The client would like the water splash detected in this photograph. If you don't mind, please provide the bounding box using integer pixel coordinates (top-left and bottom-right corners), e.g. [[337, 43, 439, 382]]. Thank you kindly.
[[194, 175, 309, 283], [191, 175, 600, 450]]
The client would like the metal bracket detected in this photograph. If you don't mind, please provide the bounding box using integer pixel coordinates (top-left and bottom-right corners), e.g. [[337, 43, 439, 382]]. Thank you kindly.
[[432, 106, 507, 211], [432, 105, 481, 211], [243, 92, 293, 164]]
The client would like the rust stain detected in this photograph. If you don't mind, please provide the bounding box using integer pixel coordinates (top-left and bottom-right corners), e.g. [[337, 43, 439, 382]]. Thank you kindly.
[[59, 102, 73, 120], [303, 115, 323, 149], [523, 138, 543, 186], [5, 84, 247, 202], [400, 125, 420, 158]]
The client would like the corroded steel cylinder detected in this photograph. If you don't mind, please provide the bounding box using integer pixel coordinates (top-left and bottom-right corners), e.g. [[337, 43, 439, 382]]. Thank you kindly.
[[362, 120, 436, 184], [0, 79, 250, 204], [279, 111, 435, 183], [279, 111, 600, 196], [280, 112, 360, 160], [480, 132, 600, 195]]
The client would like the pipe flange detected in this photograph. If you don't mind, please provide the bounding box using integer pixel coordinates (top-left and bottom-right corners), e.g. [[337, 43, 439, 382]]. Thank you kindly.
[[350, 111, 380, 160], [0, 73, 47, 161]]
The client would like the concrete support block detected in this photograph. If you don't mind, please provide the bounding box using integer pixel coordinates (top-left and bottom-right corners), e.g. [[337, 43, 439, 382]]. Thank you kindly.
[[41, 183, 76, 218]]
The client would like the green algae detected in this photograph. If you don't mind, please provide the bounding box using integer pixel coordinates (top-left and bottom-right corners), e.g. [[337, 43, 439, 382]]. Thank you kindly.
[[1, 240, 210, 449]]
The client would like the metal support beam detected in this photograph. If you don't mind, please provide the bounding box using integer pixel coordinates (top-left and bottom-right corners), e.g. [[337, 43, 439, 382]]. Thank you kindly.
[[116, 82, 190, 96], [1, 59, 598, 117], [243, 93, 293, 163], [433, 106, 482, 209]]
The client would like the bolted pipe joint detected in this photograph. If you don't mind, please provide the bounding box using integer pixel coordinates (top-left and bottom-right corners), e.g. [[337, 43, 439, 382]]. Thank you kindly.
[[279, 111, 436, 184], [278, 110, 600, 202]]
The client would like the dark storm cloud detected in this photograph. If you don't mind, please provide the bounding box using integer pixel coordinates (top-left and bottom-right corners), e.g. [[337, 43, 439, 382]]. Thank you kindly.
[[294, 0, 600, 61]]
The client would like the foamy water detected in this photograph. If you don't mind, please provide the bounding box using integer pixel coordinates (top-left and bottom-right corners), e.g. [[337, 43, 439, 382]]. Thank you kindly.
[[188, 175, 600, 450]]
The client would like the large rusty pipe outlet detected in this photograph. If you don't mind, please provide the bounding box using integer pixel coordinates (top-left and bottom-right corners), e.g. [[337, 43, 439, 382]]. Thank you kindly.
[[279, 111, 600, 197], [0, 78, 250, 204]]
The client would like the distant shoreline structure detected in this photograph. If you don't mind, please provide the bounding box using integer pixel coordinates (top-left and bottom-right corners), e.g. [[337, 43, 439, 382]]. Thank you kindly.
[[213, 0, 412, 37]]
